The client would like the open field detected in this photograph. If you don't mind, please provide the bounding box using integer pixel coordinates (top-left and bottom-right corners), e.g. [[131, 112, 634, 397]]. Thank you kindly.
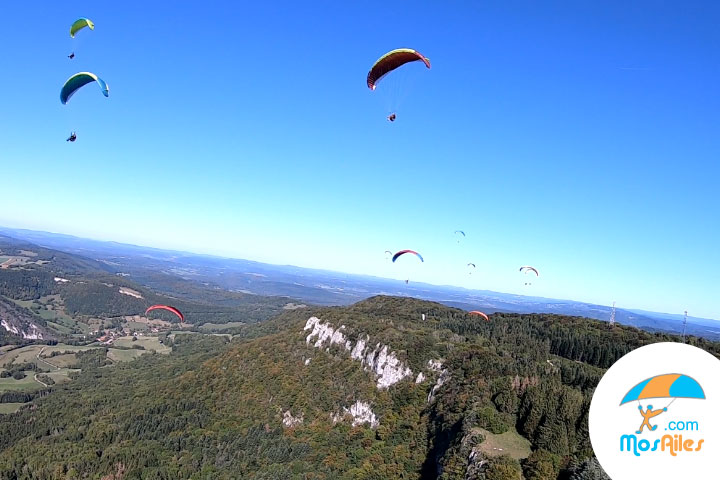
[[0, 345, 44, 367], [113, 336, 171, 354], [45, 369, 77, 385], [44, 353, 79, 368], [0, 403, 26, 414], [199, 321, 246, 332], [0, 371, 43, 392], [107, 348, 144, 362], [473, 428, 533, 460]]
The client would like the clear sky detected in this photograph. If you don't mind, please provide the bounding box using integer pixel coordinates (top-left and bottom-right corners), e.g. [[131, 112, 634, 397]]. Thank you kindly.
[[2, 1, 719, 319]]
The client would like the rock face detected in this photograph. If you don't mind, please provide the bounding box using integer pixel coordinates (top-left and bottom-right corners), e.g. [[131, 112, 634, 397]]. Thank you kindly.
[[334, 401, 379, 429], [282, 410, 303, 428], [304, 317, 413, 390], [427, 360, 450, 403], [0, 298, 49, 340]]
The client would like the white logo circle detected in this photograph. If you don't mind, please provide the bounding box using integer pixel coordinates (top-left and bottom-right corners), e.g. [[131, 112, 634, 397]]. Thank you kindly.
[[589, 342, 720, 479]]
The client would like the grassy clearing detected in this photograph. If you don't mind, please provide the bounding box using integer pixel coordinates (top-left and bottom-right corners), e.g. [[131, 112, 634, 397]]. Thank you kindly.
[[46, 321, 73, 335], [0, 371, 43, 392], [0, 346, 43, 367], [46, 369, 77, 385], [113, 336, 171, 354], [107, 349, 144, 362], [0, 403, 26, 414], [125, 321, 152, 332], [473, 428, 533, 460], [44, 353, 79, 368], [199, 321, 246, 332]]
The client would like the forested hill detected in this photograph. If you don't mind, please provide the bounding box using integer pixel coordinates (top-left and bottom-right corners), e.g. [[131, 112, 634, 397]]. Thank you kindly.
[[1, 295, 715, 479]]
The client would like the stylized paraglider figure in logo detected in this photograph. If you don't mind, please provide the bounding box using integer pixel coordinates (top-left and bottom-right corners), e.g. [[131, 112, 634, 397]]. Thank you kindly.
[[620, 373, 705, 434]]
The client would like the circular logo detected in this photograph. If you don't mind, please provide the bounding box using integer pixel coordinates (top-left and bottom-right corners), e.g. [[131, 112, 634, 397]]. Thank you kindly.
[[590, 342, 720, 479]]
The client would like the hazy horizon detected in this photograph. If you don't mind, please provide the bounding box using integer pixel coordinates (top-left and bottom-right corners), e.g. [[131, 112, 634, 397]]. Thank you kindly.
[[2, 222, 716, 323]]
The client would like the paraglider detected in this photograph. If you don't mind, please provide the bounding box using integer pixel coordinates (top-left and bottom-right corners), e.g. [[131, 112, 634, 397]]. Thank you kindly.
[[467, 262, 476, 274], [469, 311, 489, 321], [70, 18, 95, 38], [384, 250, 393, 260], [367, 49, 431, 90], [66, 132, 77, 142], [60, 72, 109, 104], [69, 18, 94, 60], [145, 305, 184, 322], [392, 250, 424, 263], [454, 230, 466, 243], [519, 266, 539, 285], [367, 48, 430, 121]]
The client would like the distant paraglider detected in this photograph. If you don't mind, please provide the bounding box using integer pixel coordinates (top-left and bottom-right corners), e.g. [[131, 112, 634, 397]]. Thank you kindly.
[[69, 18, 95, 60], [70, 18, 95, 38], [367, 48, 430, 122], [66, 132, 77, 142], [467, 262, 476, 274], [519, 266, 539, 285], [367, 49, 431, 90], [468, 311, 490, 321], [385, 250, 393, 260], [392, 250, 424, 263], [392, 250, 423, 285], [145, 305, 184, 322]]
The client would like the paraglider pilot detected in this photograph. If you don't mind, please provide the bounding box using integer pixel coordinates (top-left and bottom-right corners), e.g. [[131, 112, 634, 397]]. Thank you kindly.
[[66, 132, 77, 142]]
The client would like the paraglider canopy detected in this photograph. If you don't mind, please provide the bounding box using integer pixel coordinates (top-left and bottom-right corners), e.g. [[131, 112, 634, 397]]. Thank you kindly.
[[468, 311, 489, 321], [620, 373, 705, 405], [70, 18, 95, 38], [60, 72, 109, 104], [145, 305, 184, 322], [519, 266, 539, 276], [367, 48, 431, 90], [392, 250, 424, 263]]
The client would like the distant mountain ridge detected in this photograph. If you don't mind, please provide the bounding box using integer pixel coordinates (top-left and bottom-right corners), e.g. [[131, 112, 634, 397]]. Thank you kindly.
[[2, 226, 718, 340]]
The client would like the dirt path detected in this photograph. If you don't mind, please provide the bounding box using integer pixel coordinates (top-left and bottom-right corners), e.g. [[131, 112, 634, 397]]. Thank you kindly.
[[36, 347, 60, 370], [33, 373, 49, 388]]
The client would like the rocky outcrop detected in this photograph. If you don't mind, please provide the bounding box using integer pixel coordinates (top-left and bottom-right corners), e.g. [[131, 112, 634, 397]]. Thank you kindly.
[[333, 401, 379, 429], [427, 360, 450, 403], [304, 317, 413, 390], [282, 410, 303, 428]]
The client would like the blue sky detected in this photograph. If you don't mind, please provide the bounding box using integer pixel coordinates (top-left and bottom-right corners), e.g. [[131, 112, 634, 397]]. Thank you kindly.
[[2, 1, 719, 319]]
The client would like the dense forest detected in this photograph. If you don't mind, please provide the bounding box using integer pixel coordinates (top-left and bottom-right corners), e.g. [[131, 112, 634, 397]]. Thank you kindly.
[[0, 296, 713, 479]]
